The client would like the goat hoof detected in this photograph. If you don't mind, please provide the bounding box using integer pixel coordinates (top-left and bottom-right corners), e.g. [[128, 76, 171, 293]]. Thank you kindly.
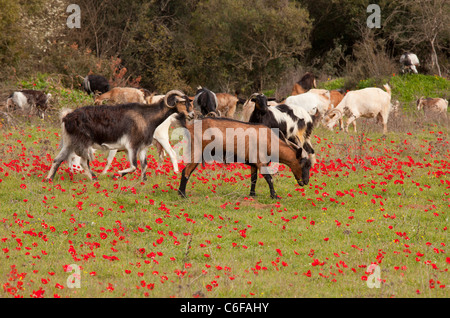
[[271, 194, 281, 200], [178, 190, 187, 198], [249, 192, 257, 197]]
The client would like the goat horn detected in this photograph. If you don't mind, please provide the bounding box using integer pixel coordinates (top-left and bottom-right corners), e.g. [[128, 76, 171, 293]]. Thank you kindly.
[[206, 111, 219, 117], [164, 90, 185, 108], [326, 108, 343, 118], [244, 93, 260, 105]]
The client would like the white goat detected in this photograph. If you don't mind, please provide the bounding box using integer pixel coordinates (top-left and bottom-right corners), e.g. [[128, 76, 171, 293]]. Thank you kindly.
[[6, 90, 52, 119], [285, 91, 330, 116], [400, 53, 420, 74], [322, 84, 392, 135]]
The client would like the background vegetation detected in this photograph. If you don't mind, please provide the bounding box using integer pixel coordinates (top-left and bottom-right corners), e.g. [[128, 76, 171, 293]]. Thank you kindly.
[[1, 0, 449, 96], [0, 0, 449, 300]]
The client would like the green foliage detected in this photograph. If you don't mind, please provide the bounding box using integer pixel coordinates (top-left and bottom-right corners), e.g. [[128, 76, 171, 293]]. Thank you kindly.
[[187, 0, 312, 92], [389, 74, 450, 105], [319, 77, 346, 91], [17, 73, 94, 110]]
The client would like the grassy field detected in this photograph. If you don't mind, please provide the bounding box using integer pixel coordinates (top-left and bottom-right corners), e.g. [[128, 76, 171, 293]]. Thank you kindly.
[[0, 75, 449, 299]]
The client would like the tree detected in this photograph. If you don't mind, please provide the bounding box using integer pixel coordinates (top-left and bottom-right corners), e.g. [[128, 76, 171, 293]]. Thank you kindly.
[[388, 0, 450, 76], [186, 0, 312, 92]]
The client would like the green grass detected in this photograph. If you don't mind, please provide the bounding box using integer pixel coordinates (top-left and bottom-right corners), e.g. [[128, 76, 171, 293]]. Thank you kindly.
[[0, 111, 448, 298], [0, 74, 449, 298]]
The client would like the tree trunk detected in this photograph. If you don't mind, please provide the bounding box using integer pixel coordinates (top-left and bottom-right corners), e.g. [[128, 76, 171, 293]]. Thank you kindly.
[[430, 37, 441, 77]]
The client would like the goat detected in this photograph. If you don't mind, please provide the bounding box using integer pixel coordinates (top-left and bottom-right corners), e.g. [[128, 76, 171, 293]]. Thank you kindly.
[[82, 74, 110, 95], [306, 89, 346, 128], [240, 97, 278, 122], [215, 93, 246, 118], [94, 87, 152, 105], [69, 89, 177, 175], [46, 90, 194, 182], [417, 97, 448, 119], [248, 93, 318, 165], [309, 89, 345, 109], [193, 86, 220, 117], [177, 117, 312, 199], [291, 72, 317, 96], [400, 53, 420, 74], [285, 91, 330, 116], [6, 90, 51, 119], [322, 84, 392, 135], [67, 112, 182, 176]]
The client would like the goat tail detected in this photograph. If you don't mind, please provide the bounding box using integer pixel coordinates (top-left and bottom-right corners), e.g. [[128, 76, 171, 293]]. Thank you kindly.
[[383, 83, 391, 96], [59, 108, 74, 121]]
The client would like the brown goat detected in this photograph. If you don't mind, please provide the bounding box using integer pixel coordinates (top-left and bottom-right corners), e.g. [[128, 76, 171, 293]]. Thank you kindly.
[[94, 87, 152, 105], [177, 117, 312, 199], [291, 72, 317, 96], [215, 93, 245, 118], [416, 97, 448, 119]]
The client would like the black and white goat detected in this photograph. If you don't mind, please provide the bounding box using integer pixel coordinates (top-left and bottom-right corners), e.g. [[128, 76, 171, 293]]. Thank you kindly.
[[400, 53, 420, 74], [248, 93, 318, 165], [82, 74, 110, 95], [193, 86, 220, 117], [46, 90, 194, 181], [6, 90, 51, 119]]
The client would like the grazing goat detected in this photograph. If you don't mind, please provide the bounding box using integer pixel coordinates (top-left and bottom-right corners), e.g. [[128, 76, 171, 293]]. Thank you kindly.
[[309, 89, 345, 109], [400, 53, 420, 74], [94, 87, 152, 105], [215, 93, 246, 118], [322, 84, 392, 135], [417, 97, 448, 119], [83, 74, 110, 95], [193, 86, 219, 117], [291, 72, 317, 96], [46, 90, 194, 182], [248, 93, 318, 165], [6, 90, 51, 119], [177, 117, 312, 199], [285, 91, 330, 116]]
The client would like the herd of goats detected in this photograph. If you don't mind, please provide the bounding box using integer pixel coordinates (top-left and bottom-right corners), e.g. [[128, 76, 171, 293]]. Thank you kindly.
[[3, 53, 449, 198]]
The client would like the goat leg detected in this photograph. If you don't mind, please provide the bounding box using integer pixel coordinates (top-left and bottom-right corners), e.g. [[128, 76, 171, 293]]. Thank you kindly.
[[138, 148, 148, 181], [249, 165, 258, 197], [80, 158, 97, 180], [262, 172, 280, 199], [101, 150, 118, 175], [178, 163, 199, 197], [115, 147, 138, 179], [46, 146, 72, 181]]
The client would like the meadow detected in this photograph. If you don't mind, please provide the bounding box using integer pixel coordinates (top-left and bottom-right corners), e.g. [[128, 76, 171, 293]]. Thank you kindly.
[[0, 74, 449, 299]]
